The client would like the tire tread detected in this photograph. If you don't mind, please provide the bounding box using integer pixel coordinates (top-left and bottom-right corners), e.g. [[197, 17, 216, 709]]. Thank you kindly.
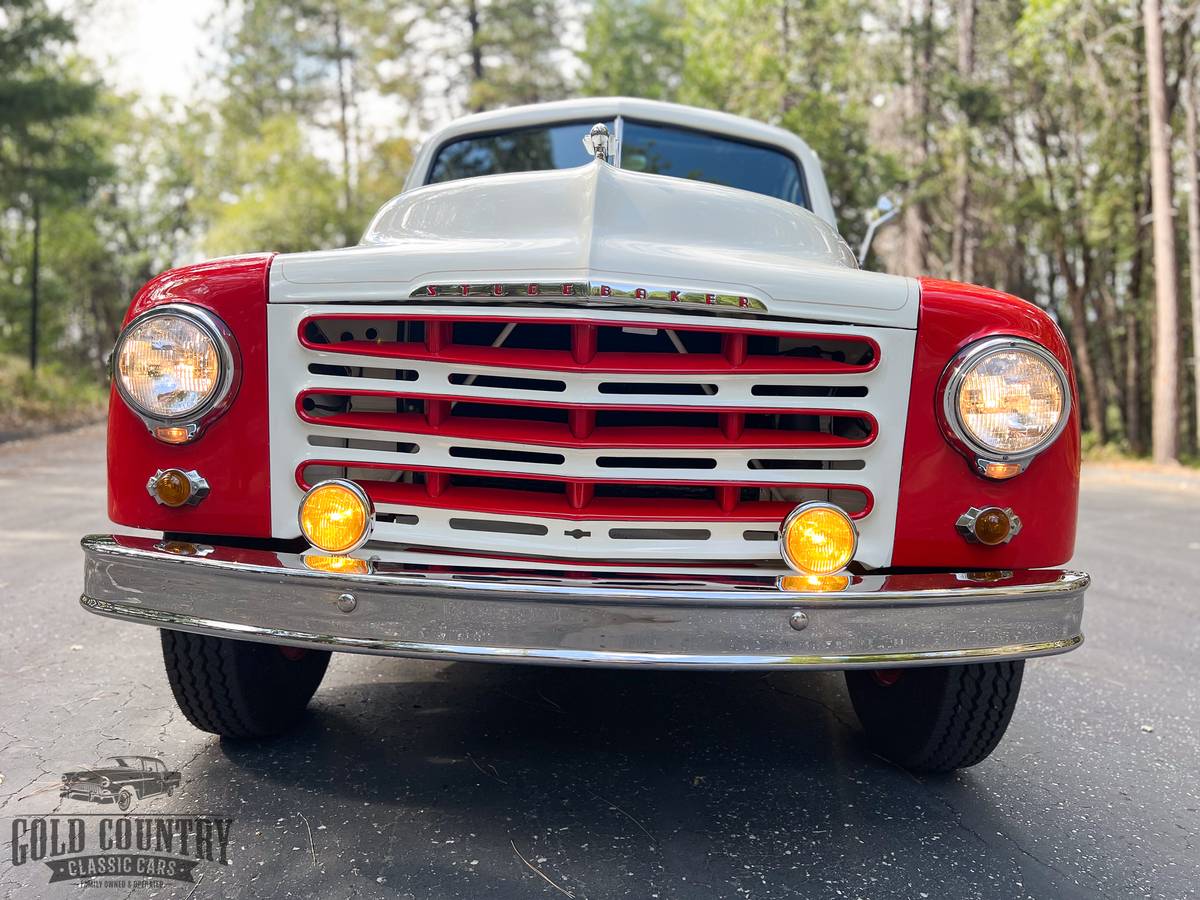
[[160, 630, 328, 739]]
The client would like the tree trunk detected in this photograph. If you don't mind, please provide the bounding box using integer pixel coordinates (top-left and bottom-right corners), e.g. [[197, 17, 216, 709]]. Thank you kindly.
[[30, 194, 41, 372], [332, 7, 354, 222], [466, 0, 485, 112], [1186, 76, 1200, 453], [780, 1, 796, 116], [950, 0, 976, 283], [901, 0, 932, 276], [1054, 236, 1107, 441], [1144, 0, 1180, 464]]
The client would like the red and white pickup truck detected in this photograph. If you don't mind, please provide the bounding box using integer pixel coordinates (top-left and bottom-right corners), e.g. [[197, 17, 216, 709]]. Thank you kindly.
[[82, 98, 1088, 772]]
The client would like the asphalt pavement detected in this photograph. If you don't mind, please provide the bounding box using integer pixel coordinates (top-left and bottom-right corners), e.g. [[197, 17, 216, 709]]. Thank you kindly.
[[0, 424, 1196, 900]]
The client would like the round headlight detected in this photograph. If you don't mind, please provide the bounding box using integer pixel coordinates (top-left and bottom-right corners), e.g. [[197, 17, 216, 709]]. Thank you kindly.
[[115, 306, 233, 423], [944, 338, 1069, 460]]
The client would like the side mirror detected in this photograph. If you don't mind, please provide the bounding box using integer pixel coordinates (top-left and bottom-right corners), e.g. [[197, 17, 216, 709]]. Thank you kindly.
[[857, 194, 901, 268]]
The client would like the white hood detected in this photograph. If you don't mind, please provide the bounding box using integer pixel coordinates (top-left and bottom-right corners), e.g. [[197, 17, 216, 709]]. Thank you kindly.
[[271, 161, 918, 329]]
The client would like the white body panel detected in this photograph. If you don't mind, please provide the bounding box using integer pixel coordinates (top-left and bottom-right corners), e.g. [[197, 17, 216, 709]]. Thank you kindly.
[[274, 161, 918, 330]]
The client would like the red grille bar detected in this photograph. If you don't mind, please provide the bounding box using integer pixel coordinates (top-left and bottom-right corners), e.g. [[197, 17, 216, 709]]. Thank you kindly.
[[298, 313, 879, 376], [296, 390, 877, 450], [295, 460, 874, 522]]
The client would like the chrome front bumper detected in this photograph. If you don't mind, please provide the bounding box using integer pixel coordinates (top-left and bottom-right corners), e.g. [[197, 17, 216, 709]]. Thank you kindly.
[[80, 535, 1088, 670]]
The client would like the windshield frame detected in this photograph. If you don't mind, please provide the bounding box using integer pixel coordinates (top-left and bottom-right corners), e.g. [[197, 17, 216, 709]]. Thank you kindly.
[[423, 114, 811, 210]]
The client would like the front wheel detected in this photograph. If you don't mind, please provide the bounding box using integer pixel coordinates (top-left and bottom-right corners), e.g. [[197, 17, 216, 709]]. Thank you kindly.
[[161, 630, 330, 739], [845, 660, 1024, 773], [116, 786, 136, 812]]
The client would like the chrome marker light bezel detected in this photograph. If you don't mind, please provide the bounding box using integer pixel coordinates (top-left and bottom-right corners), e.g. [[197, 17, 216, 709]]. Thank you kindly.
[[778, 501, 859, 575], [113, 303, 240, 440], [938, 336, 1071, 475], [298, 479, 376, 555]]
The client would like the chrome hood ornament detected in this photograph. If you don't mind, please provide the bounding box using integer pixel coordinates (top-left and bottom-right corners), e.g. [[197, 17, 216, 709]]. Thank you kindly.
[[582, 123, 611, 161]]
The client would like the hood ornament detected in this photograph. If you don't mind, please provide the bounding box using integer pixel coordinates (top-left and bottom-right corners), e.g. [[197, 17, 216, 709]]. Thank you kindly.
[[582, 123, 611, 162]]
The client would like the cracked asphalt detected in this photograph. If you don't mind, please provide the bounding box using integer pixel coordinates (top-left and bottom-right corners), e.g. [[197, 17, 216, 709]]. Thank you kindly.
[[0, 424, 1197, 899]]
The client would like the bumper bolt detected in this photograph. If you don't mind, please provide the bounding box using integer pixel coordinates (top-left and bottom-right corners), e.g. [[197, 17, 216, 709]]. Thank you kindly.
[[336, 593, 357, 613], [789, 611, 809, 632]]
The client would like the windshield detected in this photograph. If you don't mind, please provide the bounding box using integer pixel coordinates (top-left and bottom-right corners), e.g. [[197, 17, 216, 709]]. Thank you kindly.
[[427, 117, 808, 208], [428, 120, 605, 184], [103, 757, 138, 768]]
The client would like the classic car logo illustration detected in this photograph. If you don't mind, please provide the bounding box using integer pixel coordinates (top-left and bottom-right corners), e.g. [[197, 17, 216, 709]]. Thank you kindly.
[[9, 815, 233, 887], [60, 756, 181, 812]]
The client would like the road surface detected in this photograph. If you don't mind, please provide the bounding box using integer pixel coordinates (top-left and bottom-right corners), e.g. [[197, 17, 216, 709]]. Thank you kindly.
[[0, 425, 1196, 899]]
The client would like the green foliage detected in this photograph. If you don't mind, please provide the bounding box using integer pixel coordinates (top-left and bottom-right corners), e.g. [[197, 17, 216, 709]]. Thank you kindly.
[[419, 0, 570, 113], [0, 0, 1196, 455], [580, 0, 685, 100], [0, 354, 105, 433], [201, 115, 349, 255], [580, 0, 900, 245]]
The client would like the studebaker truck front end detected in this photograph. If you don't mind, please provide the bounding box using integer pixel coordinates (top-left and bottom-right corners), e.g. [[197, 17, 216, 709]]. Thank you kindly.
[[81, 98, 1088, 772]]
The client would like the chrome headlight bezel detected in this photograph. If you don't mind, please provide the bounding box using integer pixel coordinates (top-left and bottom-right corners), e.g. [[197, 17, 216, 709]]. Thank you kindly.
[[112, 303, 240, 438], [938, 336, 1071, 474]]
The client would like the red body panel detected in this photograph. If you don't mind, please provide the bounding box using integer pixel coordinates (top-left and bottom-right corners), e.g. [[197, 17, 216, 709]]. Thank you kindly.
[[107, 254, 275, 537], [890, 278, 1081, 568]]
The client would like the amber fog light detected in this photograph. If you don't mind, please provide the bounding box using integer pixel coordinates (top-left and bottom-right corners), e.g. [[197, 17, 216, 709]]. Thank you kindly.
[[299, 480, 373, 554], [780, 503, 858, 575]]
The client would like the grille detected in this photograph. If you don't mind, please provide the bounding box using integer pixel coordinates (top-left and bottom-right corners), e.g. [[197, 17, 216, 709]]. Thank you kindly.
[[267, 305, 915, 565]]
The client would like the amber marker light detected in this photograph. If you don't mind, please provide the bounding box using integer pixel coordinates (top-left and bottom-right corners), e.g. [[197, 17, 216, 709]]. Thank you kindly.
[[980, 461, 1022, 480], [299, 480, 373, 554], [956, 506, 1021, 546], [146, 468, 209, 507], [303, 554, 371, 575], [153, 425, 195, 445], [779, 502, 858, 576]]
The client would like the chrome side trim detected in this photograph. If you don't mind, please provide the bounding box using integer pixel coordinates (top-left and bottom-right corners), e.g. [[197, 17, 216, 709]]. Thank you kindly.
[[81, 535, 1088, 671]]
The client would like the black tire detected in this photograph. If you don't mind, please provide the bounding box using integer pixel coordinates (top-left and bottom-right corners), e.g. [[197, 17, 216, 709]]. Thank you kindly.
[[845, 661, 1024, 773], [116, 786, 135, 812], [161, 630, 330, 739]]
